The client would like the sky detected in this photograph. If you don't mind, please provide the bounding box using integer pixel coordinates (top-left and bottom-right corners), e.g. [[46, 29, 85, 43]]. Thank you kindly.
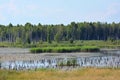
[[0, 0, 120, 25]]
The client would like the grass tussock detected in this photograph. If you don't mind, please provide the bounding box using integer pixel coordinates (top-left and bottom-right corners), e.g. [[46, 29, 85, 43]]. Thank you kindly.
[[0, 68, 120, 80]]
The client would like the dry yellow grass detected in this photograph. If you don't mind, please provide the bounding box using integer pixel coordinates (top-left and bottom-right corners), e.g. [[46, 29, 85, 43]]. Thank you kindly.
[[0, 68, 120, 80]]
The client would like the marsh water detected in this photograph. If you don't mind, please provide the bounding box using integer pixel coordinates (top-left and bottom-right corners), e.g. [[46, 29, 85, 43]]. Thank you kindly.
[[0, 48, 120, 70], [0, 56, 120, 70]]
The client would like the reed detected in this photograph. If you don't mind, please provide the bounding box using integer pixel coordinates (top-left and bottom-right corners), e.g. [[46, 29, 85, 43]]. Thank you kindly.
[[30, 46, 81, 53], [80, 46, 100, 52], [30, 46, 100, 53]]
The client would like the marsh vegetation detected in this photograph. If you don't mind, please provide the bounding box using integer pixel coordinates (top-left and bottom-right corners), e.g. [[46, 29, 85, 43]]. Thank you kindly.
[[0, 68, 120, 80], [30, 46, 100, 53]]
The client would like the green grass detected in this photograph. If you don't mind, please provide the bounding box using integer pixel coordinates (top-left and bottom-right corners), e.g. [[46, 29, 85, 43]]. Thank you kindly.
[[30, 46, 100, 53], [58, 59, 78, 66], [1, 40, 120, 49], [30, 46, 81, 53], [81, 46, 100, 52]]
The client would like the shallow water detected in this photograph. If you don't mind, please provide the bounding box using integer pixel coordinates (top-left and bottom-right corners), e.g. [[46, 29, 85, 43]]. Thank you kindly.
[[0, 56, 120, 70], [0, 48, 120, 70]]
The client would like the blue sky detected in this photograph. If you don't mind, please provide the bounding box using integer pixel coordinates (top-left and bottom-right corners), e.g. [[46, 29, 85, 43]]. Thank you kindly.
[[0, 0, 120, 25]]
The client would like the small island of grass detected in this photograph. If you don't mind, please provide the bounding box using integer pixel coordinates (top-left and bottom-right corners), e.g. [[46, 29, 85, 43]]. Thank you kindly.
[[30, 46, 100, 53]]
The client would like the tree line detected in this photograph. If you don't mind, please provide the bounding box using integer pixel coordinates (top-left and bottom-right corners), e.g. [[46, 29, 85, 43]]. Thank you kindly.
[[0, 22, 120, 44]]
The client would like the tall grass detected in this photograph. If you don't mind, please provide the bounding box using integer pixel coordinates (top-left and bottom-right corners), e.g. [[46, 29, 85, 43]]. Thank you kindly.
[[30, 47, 81, 53], [81, 46, 100, 52], [0, 68, 120, 80], [30, 46, 100, 53], [1, 40, 120, 48], [58, 59, 78, 66]]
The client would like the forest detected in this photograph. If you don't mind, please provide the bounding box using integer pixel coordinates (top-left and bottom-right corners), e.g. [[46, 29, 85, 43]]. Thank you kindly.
[[0, 22, 120, 45]]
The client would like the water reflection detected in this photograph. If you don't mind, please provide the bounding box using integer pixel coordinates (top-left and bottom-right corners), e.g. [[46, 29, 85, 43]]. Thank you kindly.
[[0, 56, 120, 70]]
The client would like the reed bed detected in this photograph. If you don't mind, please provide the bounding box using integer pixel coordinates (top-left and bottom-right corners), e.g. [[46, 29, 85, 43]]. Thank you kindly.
[[30, 46, 100, 53]]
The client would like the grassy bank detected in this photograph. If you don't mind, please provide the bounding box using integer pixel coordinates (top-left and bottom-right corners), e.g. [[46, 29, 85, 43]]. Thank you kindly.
[[30, 46, 100, 53], [1, 40, 120, 48], [0, 68, 120, 80]]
